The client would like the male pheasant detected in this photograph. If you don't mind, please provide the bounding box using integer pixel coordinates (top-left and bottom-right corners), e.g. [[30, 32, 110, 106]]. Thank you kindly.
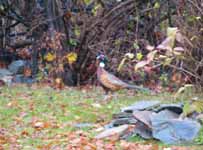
[[96, 54, 151, 94]]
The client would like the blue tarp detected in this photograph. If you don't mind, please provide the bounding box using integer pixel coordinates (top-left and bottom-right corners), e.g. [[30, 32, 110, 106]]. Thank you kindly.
[[151, 110, 201, 144]]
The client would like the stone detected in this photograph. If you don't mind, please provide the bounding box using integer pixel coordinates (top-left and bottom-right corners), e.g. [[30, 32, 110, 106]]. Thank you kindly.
[[8, 60, 27, 74], [133, 111, 153, 128], [112, 118, 137, 126], [156, 103, 183, 114], [0, 69, 13, 77], [95, 125, 129, 139], [121, 100, 160, 113], [151, 110, 200, 144], [74, 123, 95, 128], [134, 121, 153, 139], [12, 75, 36, 84]]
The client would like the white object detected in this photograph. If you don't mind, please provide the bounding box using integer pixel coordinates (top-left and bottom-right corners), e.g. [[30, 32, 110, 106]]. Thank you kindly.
[[99, 62, 105, 67]]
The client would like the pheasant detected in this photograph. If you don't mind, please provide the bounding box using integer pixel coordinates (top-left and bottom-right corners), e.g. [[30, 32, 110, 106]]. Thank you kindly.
[[96, 54, 151, 95]]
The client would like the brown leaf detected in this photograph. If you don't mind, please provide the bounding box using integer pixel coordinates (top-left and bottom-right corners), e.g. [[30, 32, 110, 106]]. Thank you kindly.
[[21, 131, 29, 136], [33, 121, 50, 130], [23, 67, 32, 77], [175, 31, 185, 44], [156, 37, 174, 51], [145, 45, 155, 51], [0, 135, 8, 144]]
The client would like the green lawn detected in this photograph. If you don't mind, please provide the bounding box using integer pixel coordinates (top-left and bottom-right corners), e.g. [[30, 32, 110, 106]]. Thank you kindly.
[[0, 84, 202, 149]]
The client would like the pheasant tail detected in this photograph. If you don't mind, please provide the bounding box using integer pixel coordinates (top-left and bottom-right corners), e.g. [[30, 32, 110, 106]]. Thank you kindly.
[[125, 84, 151, 93]]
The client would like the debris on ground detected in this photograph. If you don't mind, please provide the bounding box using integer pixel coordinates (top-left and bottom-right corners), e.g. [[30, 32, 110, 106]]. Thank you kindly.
[[95, 100, 202, 144], [0, 60, 35, 85]]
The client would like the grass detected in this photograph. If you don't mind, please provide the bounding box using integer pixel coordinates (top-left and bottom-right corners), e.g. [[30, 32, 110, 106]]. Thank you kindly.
[[0, 84, 203, 149]]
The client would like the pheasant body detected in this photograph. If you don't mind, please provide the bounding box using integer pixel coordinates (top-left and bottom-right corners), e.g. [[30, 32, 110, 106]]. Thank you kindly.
[[97, 64, 150, 92]]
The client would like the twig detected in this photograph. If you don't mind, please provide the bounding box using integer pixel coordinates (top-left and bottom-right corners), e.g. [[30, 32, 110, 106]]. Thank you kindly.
[[168, 64, 202, 81]]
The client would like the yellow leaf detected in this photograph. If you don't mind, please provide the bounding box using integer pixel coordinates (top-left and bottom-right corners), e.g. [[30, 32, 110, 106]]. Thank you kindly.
[[66, 52, 77, 64], [44, 53, 56, 62], [117, 57, 127, 72]]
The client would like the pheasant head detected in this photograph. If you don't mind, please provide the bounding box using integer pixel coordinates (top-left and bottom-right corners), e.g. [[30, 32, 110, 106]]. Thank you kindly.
[[96, 54, 108, 68]]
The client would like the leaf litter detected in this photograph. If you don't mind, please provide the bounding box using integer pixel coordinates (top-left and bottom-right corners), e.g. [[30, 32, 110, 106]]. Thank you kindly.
[[0, 85, 203, 149]]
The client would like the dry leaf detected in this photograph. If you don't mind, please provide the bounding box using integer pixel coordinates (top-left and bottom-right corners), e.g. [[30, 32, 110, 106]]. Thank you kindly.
[[175, 31, 185, 44], [134, 61, 149, 71], [147, 50, 157, 62], [117, 57, 127, 72], [157, 37, 174, 51], [145, 45, 155, 51], [174, 47, 185, 52]]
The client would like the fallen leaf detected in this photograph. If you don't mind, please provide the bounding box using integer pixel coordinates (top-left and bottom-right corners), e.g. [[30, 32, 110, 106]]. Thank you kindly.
[[156, 37, 173, 51], [145, 45, 155, 51], [134, 61, 149, 71], [147, 50, 157, 62], [173, 47, 185, 52], [0, 135, 8, 144]]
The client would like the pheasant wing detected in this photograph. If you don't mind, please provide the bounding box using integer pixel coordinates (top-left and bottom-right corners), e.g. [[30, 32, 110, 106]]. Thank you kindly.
[[104, 71, 128, 87]]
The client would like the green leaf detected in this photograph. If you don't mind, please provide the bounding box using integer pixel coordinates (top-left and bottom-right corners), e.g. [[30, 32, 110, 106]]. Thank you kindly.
[[183, 101, 191, 116], [92, 4, 101, 16], [115, 39, 121, 46], [68, 39, 77, 46], [74, 27, 80, 37], [154, 2, 160, 9], [84, 0, 91, 5], [167, 27, 178, 38], [0, 5, 4, 11], [133, 42, 139, 49], [136, 52, 143, 60], [163, 57, 173, 66]]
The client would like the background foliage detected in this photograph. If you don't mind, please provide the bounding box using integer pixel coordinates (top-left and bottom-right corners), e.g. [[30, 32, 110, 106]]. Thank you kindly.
[[0, 0, 203, 91]]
